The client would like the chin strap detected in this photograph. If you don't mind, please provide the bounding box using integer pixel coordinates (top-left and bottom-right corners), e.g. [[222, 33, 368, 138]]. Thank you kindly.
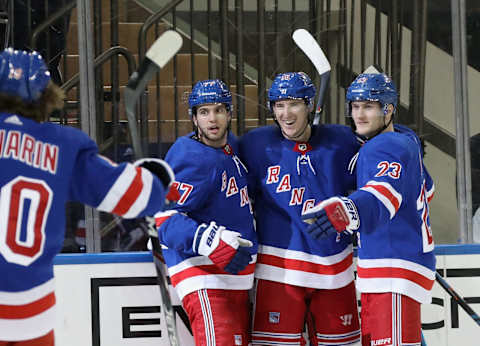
[[351, 114, 394, 142], [366, 115, 394, 140]]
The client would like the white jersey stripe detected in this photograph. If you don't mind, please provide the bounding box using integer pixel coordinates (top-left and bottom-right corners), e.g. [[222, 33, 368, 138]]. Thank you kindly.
[[174, 273, 255, 301], [0, 278, 54, 305], [0, 304, 56, 341], [169, 254, 257, 276], [96, 164, 137, 213], [259, 244, 353, 266], [356, 277, 432, 304], [360, 180, 402, 219], [154, 210, 178, 227], [426, 183, 435, 203], [255, 263, 354, 290], [357, 258, 435, 279], [122, 168, 153, 218]]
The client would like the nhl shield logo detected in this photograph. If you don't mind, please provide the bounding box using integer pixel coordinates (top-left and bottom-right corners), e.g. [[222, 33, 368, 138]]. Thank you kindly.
[[223, 144, 233, 155], [269, 312, 280, 324]]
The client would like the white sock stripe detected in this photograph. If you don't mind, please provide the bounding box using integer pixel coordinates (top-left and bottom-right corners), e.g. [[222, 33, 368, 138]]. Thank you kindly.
[[251, 329, 303, 346], [392, 293, 402, 346], [205, 290, 217, 345], [206, 290, 216, 346], [203, 289, 217, 346], [316, 330, 361, 338], [396, 293, 400, 346], [391, 293, 397, 346], [251, 280, 258, 334], [203, 290, 216, 346], [197, 290, 210, 346], [317, 340, 361, 346], [251, 341, 301, 346], [252, 331, 303, 338], [398, 294, 403, 346], [198, 290, 215, 346]]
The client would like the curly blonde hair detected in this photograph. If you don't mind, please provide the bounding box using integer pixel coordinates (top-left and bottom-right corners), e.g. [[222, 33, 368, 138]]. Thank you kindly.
[[0, 81, 65, 122]]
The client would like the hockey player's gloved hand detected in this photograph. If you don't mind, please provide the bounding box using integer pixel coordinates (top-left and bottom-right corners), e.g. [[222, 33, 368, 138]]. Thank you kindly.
[[134, 158, 180, 202], [301, 197, 360, 239], [193, 221, 253, 274]]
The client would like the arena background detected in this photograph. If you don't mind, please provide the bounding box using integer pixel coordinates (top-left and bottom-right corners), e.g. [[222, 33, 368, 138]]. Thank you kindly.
[[2, 0, 480, 344]]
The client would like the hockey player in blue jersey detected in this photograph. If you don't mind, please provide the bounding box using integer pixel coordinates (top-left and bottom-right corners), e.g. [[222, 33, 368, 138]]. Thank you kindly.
[[0, 49, 176, 345], [239, 72, 361, 345], [302, 73, 436, 346], [154, 79, 257, 346]]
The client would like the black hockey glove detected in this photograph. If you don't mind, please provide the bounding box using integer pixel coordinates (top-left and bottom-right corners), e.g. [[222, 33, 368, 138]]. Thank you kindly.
[[134, 158, 179, 202]]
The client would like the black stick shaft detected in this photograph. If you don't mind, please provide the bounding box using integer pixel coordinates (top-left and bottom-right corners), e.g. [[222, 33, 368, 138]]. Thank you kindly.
[[436, 272, 480, 326], [313, 71, 331, 125], [123, 34, 181, 345]]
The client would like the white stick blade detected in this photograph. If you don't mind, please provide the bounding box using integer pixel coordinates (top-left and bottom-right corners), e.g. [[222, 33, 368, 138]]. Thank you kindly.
[[146, 30, 183, 68], [363, 65, 381, 74], [292, 29, 331, 75]]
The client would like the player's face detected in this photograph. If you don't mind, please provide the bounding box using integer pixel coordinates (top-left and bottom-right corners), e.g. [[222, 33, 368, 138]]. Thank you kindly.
[[351, 101, 392, 137], [193, 103, 231, 148], [273, 99, 311, 142]]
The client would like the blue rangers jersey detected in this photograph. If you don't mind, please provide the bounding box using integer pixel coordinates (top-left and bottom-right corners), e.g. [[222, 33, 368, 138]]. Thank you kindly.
[[349, 124, 436, 303], [0, 113, 167, 341], [156, 133, 257, 300], [239, 124, 360, 289]]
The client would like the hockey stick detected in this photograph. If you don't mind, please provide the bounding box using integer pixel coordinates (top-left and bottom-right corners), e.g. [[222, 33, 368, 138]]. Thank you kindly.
[[435, 272, 480, 327], [125, 30, 183, 155], [124, 30, 183, 346], [292, 28, 331, 125], [362, 65, 382, 74], [421, 332, 427, 346]]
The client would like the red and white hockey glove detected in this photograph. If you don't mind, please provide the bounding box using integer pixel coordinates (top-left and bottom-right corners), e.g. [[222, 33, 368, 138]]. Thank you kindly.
[[193, 221, 253, 274], [134, 158, 180, 203], [301, 197, 360, 239]]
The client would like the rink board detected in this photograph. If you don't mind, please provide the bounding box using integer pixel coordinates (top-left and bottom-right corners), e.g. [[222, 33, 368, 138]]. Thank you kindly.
[[53, 245, 480, 346]]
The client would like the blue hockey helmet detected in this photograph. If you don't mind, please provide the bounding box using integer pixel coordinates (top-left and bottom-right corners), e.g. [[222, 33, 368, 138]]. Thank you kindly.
[[268, 72, 316, 111], [346, 73, 397, 116], [188, 79, 232, 116], [0, 48, 51, 103]]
